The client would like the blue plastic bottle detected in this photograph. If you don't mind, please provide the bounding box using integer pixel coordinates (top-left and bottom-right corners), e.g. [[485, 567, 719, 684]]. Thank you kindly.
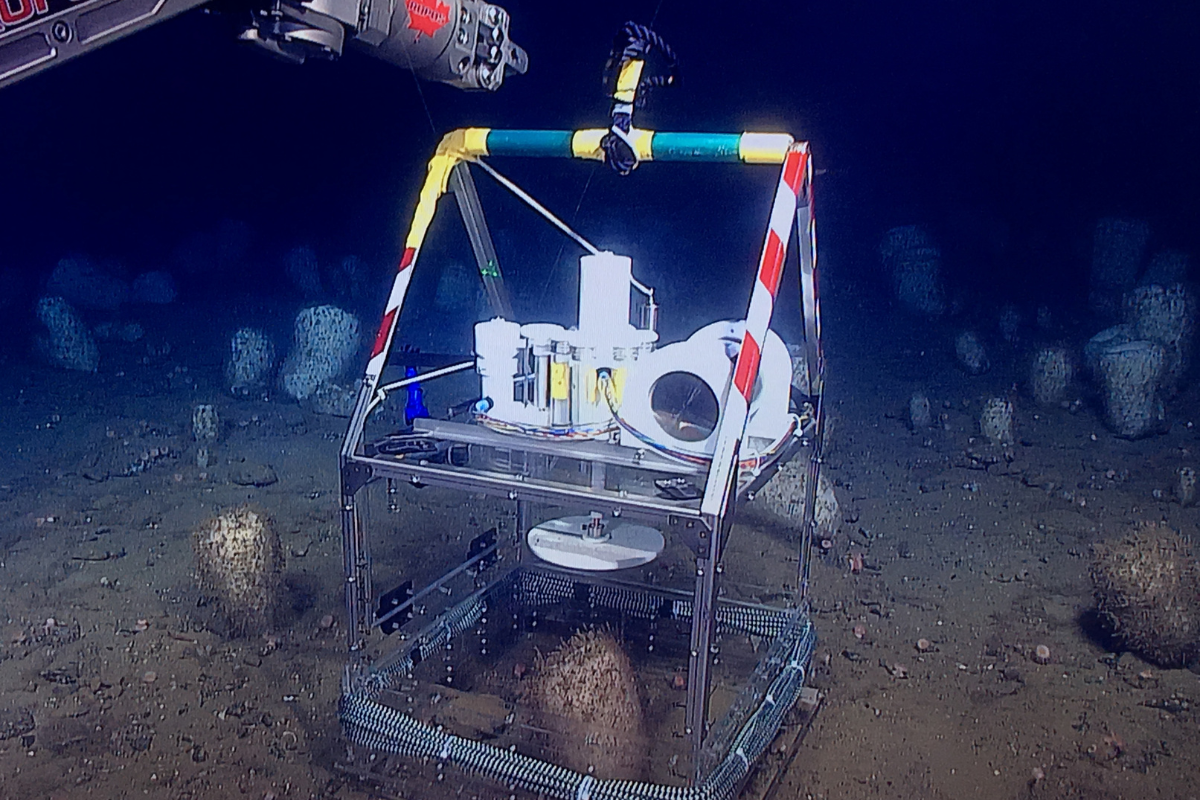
[[405, 366, 430, 423]]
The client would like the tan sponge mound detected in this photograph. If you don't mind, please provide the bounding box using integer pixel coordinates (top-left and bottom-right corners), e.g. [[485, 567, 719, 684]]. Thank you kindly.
[[1092, 523, 1200, 668], [193, 504, 284, 636], [522, 628, 644, 778]]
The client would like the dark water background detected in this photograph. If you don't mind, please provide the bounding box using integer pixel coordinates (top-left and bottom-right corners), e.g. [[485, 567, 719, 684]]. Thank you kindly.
[[4, 0, 1199, 333]]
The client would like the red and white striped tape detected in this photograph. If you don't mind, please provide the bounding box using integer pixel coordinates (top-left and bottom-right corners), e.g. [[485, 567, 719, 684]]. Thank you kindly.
[[701, 143, 809, 518], [364, 246, 419, 383]]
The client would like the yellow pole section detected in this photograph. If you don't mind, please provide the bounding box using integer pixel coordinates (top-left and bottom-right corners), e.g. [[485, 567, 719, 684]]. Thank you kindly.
[[613, 59, 645, 104], [401, 128, 493, 251]]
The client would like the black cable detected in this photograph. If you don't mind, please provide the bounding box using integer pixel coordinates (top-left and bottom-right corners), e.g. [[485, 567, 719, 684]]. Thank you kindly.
[[600, 22, 680, 175], [605, 21, 680, 105]]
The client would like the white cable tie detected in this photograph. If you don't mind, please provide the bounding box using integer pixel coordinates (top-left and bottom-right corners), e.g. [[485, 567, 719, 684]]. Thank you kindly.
[[575, 775, 596, 800], [610, 124, 638, 152], [735, 746, 749, 768], [438, 740, 452, 760]]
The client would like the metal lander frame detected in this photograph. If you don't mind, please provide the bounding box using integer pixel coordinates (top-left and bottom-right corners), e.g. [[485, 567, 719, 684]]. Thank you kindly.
[[337, 126, 825, 798]]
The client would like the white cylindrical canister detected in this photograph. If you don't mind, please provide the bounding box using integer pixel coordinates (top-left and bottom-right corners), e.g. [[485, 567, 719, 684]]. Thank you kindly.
[[474, 318, 524, 421], [578, 252, 633, 336]]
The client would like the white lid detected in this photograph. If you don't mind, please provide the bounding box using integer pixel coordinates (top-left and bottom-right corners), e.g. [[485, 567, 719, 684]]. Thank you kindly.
[[527, 515, 664, 571]]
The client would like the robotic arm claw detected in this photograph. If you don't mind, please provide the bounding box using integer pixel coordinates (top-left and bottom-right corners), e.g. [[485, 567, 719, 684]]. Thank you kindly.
[[0, 0, 526, 91], [241, 0, 527, 90]]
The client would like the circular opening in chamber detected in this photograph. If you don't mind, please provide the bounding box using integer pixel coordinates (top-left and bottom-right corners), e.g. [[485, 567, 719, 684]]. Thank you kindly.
[[649, 371, 719, 442]]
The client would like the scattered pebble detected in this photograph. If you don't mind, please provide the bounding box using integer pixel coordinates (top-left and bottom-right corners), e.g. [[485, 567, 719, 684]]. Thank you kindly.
[[1032, 644, 1051, 664], [852, 624, 867, 640], [317, 613, 335, 630], [915, 638, 934, 653], [142, 670, 157, 684], [134, 618, 150, 632], [1099, 731, 1125, 760]]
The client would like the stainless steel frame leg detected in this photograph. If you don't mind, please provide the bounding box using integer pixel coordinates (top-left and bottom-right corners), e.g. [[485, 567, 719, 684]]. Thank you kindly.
[[515, 498, 530, 563], [686, 517, 720, 775], [341, 462, 372, 653]]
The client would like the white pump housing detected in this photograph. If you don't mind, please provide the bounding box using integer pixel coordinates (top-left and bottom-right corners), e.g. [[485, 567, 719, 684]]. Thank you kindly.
[[472, 250, 793, 456], [473, 251, 656, 433]]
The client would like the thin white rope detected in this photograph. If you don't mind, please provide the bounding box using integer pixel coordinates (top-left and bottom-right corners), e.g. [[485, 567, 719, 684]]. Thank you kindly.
[[370, 360, 477, 412], [472, 158, 600, 256]]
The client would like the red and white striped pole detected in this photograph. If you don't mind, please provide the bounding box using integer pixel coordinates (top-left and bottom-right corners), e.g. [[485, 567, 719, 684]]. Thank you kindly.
[[361, 138, 474, 396], [364, 245, 419, 386], [700, 142, 809, 519]]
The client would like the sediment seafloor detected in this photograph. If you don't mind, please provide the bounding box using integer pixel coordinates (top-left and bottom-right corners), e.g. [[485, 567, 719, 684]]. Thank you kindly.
[[1, 299, 1198, 800]]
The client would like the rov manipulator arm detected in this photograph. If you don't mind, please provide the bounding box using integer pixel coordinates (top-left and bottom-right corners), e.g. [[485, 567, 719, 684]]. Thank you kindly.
[[0, 0, 526, 90]]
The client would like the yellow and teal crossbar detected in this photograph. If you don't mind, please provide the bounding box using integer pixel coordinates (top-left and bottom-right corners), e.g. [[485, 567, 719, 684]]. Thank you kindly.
[[480, 128, 796, 163]]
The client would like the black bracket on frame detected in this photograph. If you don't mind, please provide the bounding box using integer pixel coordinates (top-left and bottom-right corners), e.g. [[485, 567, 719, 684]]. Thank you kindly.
[[375, 580, 414, 635], [467, 528, 499, 574], [340, 460, 374, 497]]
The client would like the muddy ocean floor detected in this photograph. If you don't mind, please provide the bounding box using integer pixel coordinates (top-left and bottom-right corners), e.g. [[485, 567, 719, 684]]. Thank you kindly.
[[2, 297, 1199, 800]]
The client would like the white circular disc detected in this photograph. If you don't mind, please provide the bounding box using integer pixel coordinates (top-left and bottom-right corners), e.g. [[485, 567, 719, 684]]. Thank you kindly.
[[527, 515, 665, 571]]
